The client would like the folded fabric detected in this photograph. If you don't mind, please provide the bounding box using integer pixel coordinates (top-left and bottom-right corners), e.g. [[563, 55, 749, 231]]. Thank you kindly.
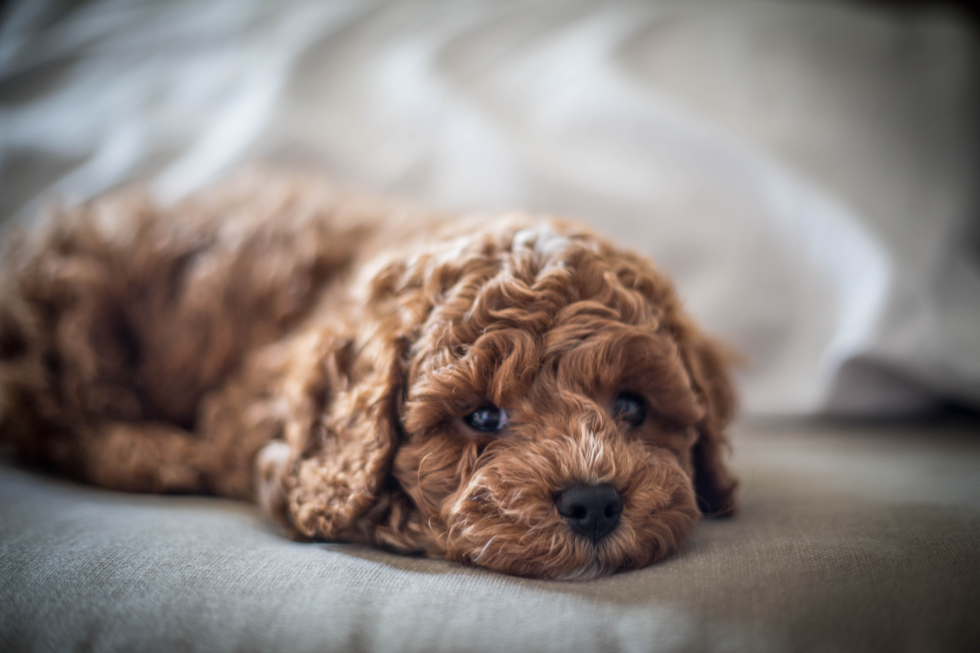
[[1, 0, 977, 415]]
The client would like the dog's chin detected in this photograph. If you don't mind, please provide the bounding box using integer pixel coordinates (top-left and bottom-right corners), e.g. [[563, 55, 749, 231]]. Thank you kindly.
[[438, 452, 701, 579]]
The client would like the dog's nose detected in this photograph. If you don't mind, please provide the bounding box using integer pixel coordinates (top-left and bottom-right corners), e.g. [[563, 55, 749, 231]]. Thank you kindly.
[[555, 484, 623, 543]]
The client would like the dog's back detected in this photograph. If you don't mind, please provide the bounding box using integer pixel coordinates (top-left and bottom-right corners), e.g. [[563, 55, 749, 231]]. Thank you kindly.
[[0, 174, 388, 496]]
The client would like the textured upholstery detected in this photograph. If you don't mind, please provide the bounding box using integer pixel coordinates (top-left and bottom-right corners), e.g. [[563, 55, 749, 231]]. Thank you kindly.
[[3, 419, 978, 652]]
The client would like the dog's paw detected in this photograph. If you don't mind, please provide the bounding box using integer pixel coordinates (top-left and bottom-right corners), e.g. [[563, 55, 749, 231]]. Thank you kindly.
[[255, 439, 291, 523]]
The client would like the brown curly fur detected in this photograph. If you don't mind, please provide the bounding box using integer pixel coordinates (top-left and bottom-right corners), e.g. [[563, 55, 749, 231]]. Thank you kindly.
[[0, 172, 736, 579]]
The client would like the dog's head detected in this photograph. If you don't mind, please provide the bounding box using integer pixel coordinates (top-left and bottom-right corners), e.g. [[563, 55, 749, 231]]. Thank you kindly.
[[260, 216, 736, 579]]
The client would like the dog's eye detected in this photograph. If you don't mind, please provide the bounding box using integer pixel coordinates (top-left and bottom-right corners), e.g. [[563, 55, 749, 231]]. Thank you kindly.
[[464, 405, 508, 432], [613, 392, 646, 426]]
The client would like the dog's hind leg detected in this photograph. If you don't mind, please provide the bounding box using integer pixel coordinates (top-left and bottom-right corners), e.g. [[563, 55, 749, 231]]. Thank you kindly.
[[64, 422, 218, 494]]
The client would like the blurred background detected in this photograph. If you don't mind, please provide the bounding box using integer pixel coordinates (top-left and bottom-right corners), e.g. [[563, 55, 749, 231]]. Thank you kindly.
[[1, 0, 978, 418]]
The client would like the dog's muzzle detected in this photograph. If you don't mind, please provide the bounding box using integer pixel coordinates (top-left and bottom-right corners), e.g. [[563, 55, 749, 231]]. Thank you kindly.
[[555, 483, 623, 543]]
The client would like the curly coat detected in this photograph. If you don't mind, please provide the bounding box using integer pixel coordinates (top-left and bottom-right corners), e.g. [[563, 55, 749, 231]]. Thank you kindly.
[[0, 173, 736, 579]]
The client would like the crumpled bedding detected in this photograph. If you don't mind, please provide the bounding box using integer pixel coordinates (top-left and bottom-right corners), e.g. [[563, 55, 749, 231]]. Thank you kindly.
[[1, 0, 978, 415]]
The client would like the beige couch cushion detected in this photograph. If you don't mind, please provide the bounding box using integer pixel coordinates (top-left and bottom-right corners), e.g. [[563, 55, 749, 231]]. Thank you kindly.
[[2, 419, 978, 652]]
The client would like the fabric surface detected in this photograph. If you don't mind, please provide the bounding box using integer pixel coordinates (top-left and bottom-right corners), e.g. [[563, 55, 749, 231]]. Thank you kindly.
[[2, 418, 979, 653], [1, 0, 979, 416]]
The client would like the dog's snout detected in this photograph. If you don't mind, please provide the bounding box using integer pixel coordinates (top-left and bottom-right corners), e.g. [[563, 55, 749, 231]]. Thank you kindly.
[[555, 484, 623, 543]]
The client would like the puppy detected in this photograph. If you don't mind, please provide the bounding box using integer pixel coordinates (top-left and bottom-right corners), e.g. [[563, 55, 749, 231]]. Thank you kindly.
[[0, 173, 736, 579]]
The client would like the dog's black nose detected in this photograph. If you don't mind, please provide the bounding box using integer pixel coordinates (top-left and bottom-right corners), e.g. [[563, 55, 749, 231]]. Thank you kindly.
[[555, 484, 623, 543]]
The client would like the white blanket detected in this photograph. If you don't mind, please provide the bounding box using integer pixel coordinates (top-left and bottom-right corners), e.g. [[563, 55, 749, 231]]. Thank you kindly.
[[2, 0, 978, 415]]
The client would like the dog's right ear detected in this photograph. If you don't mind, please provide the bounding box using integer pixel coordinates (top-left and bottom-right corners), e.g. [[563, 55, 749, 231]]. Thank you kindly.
[[254, 326, 430, 552]]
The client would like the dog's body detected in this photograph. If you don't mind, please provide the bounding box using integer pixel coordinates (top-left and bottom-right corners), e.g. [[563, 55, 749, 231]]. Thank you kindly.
[[0, 173, 736, 579]]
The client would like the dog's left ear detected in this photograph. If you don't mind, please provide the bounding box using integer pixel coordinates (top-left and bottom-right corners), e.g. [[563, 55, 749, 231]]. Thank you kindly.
[[255, 330, 427, 551], [680, 331, 738, 516]]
